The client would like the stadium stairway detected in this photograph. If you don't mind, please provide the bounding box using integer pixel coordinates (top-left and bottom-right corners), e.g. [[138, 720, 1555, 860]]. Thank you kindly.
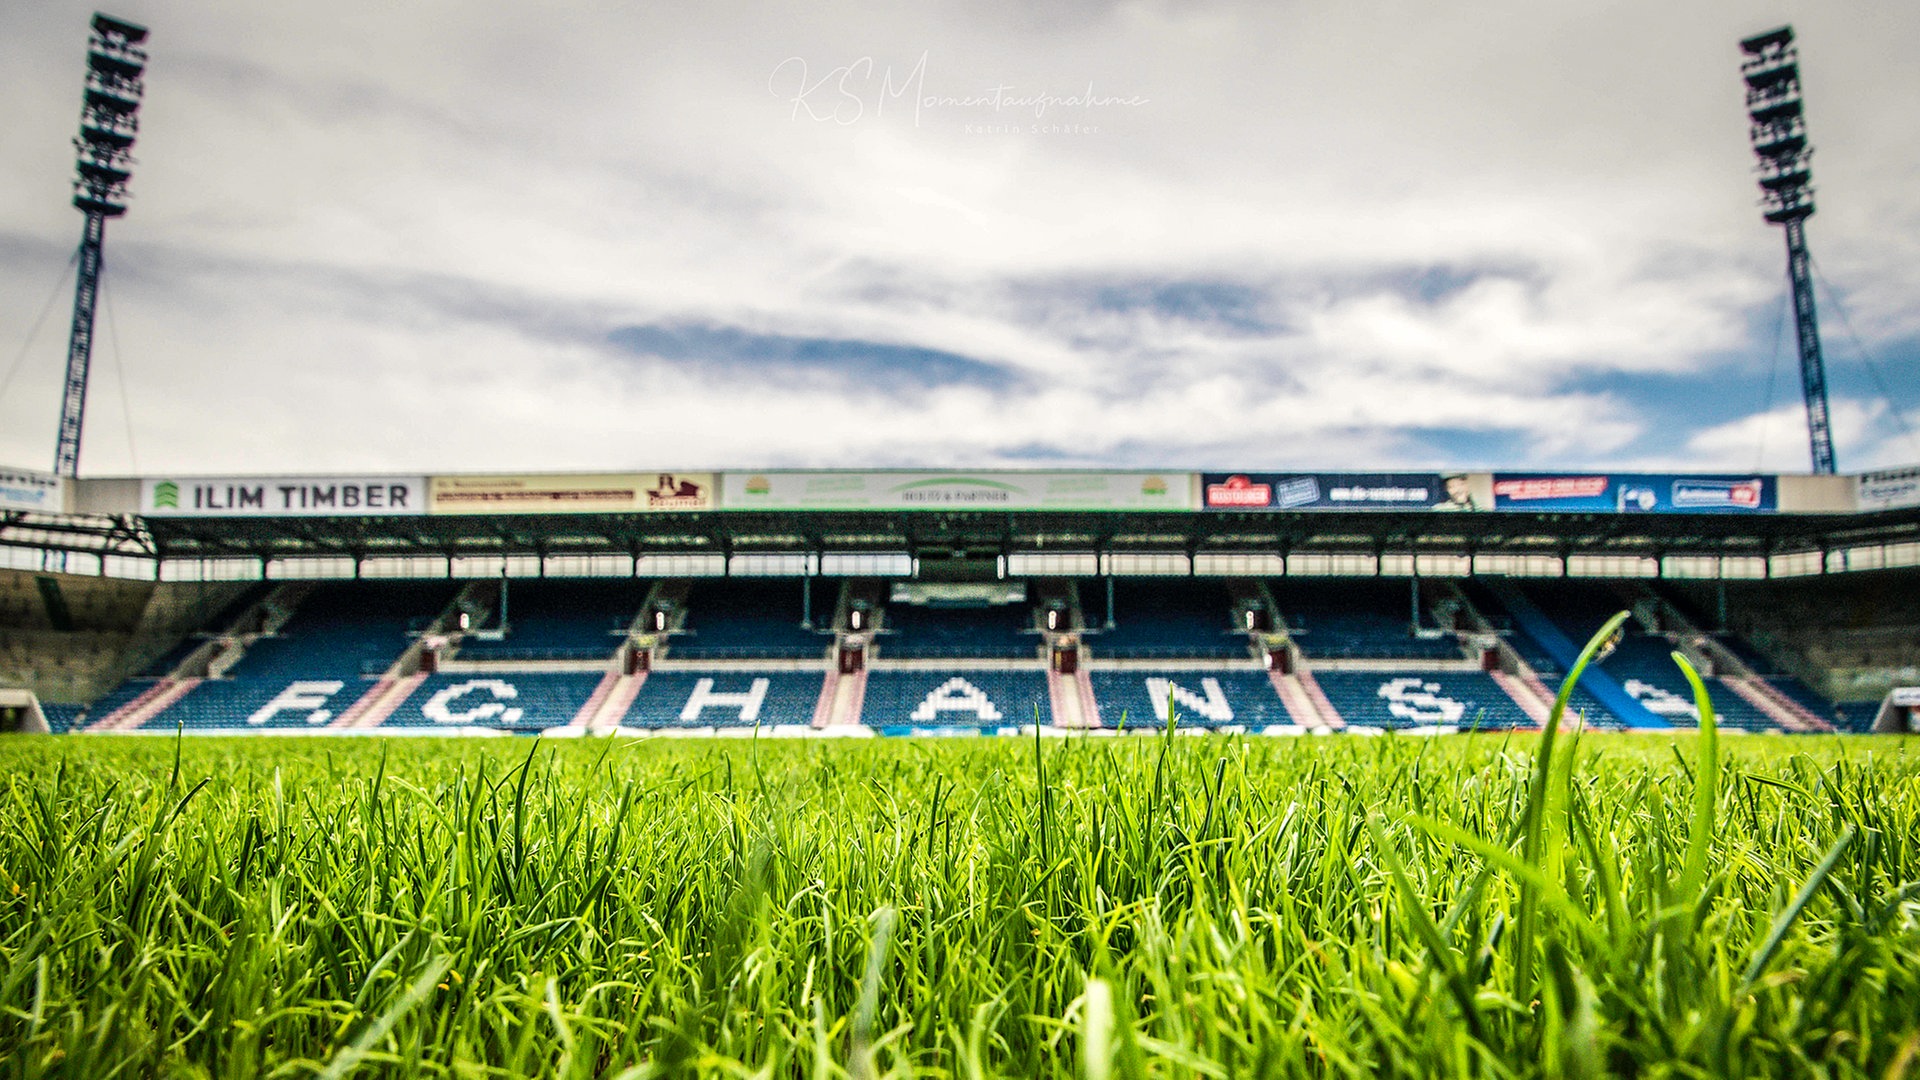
[[86, 582, 315, 732], [1622, 583, 1834, 733], [334, 581, 493, 729], [1429, 580, 1552, 726], [573, 671, 643, 732], [1267, 665, 1340, 728], [1481, 580, 1663, 728]]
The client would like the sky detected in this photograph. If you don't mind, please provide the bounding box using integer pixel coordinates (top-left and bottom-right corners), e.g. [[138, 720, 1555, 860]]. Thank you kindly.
[[1, 0, 1917, 478]]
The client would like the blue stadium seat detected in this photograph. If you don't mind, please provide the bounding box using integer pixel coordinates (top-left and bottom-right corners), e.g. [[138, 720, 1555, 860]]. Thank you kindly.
[[1597, 635, 1778, 731], [38, 702, 85, 733], [879, 602, 1036, 659], [860, 670, 1050, 732], [1273, 579, 1464, 660], [1311, 670, 1535, 731], [1088, 668, 1291, 729], [140, 582, 452, 731], [457, 579, 649, 661], [383, 672, 605, 732], [1079, 579, 1249, 660], [1766, 676, 1839, 726], [668, 581, 834, 660], [623, 670, 826, 727]]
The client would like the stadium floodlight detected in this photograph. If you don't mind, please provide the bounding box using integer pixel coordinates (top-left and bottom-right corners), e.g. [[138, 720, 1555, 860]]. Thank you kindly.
[[54, 13, 148, 478], [1739, 25, 1836, 475]]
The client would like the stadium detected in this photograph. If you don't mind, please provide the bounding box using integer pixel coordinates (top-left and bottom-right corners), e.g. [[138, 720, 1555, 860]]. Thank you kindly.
[[3, 8, 1920, 1080], [3, 465, 1919, 738]]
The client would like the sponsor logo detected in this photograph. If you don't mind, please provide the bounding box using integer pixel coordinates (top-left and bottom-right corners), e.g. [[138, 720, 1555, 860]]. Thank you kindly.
[[890, 477, 1022, 505], [744, 474, 772, 496], [1492, 476, 1609, 502], [1671, 478, 1764, 510], [168, 482, 413, 513], [0, 469, 62, 511], [1859, 467, 1920, 511], [645, 473, 708, 510], [1141, 475, 1169, 496], [1206, 474, 1271, 507], [1617, 485, 1659, 512], [1326, 484, 1431, 504], [1273, 476, 1320, 508]]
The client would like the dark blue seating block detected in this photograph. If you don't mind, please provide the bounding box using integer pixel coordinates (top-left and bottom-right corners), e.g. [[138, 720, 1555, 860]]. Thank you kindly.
[[1312, 670, 1535, 730], [881, 603, 1035, 659], [457, 579, 649, 661], [860, 670, 1050, 730], [625, 670, 826, 727], [1089, 669, 1290, 729], [670, 581, 833, 660], [384, 672, 606, 731]]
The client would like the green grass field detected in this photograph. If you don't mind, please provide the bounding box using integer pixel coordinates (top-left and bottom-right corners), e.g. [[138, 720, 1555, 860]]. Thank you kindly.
[[2, 720, 1918, 1077]]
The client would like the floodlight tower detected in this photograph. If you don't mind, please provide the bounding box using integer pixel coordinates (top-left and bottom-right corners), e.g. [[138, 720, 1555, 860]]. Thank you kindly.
[[54, 13, 148, 478], [1739, 26, 1835, 474]]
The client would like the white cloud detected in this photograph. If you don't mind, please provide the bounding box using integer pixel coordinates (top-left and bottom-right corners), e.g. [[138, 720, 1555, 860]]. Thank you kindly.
[[0, 0, 1916, 474]]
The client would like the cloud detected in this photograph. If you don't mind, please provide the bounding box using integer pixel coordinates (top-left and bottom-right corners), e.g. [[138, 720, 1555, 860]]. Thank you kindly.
[[606, 321, 1024, 395], [0, 0, 1917, 476]]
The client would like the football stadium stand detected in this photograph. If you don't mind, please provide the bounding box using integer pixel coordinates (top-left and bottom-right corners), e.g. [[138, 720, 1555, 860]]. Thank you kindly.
[[1271, 579, 1464, 660], [622, 670, 828, 729], [134, 582, 454, 731], [667, 580, 833, 660], [382, 672, 606, 732], [455, 579, 650, 661], [1088, 668, 1294, 730], [14, 555, 1911, 737], [1311, 670, 1537, 731], [860, 669, 1051, 732], [877, 600, 1037, 659], [1080, 579, 1251, 660]]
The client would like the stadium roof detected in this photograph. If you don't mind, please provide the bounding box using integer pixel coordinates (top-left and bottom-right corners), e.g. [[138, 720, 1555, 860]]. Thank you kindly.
[[7, 504, 1918, 569]]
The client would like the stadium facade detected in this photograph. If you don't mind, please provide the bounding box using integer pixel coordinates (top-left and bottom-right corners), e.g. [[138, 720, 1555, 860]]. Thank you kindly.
[[2, 464, 1916, 738]]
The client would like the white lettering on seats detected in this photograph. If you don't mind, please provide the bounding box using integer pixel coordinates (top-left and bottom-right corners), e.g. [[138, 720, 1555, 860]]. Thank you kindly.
[[910, 677, 1003, 722], [424, 679, 525, 725], [1623, 679, 1698, 719], [248, 680, 345, 726], [1376, 678, 1466, 724], [680, 678, 770, 722], [1142, 677, 1234, 723]]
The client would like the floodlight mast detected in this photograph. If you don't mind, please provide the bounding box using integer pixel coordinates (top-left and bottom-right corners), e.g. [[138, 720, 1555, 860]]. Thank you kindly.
[[1740, 25, 1835, 475], [54, 13, 147, 478]]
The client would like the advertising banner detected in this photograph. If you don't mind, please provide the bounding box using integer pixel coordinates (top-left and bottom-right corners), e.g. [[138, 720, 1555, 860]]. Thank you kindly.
[[141, 476, 427, 517], [1857, 466, 1920, 512], [0, 468, 64, 513], [1199, 472, 1489, 511], [720, 471, 1193, 510], [429, 472, 714, 515], [1491, 473, 1775, 513]]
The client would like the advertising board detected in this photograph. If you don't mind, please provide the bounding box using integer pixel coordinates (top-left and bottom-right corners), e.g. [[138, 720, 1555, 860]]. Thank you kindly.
[[1199, 473, 1490, 511], [1491, 473, 1776, 513], [720, 472, 1193, 510], [140, 476, 427, 517], [1857, 466, 1920, 512], [429, 473, 715, 514], [0, 468, 64, 513]]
